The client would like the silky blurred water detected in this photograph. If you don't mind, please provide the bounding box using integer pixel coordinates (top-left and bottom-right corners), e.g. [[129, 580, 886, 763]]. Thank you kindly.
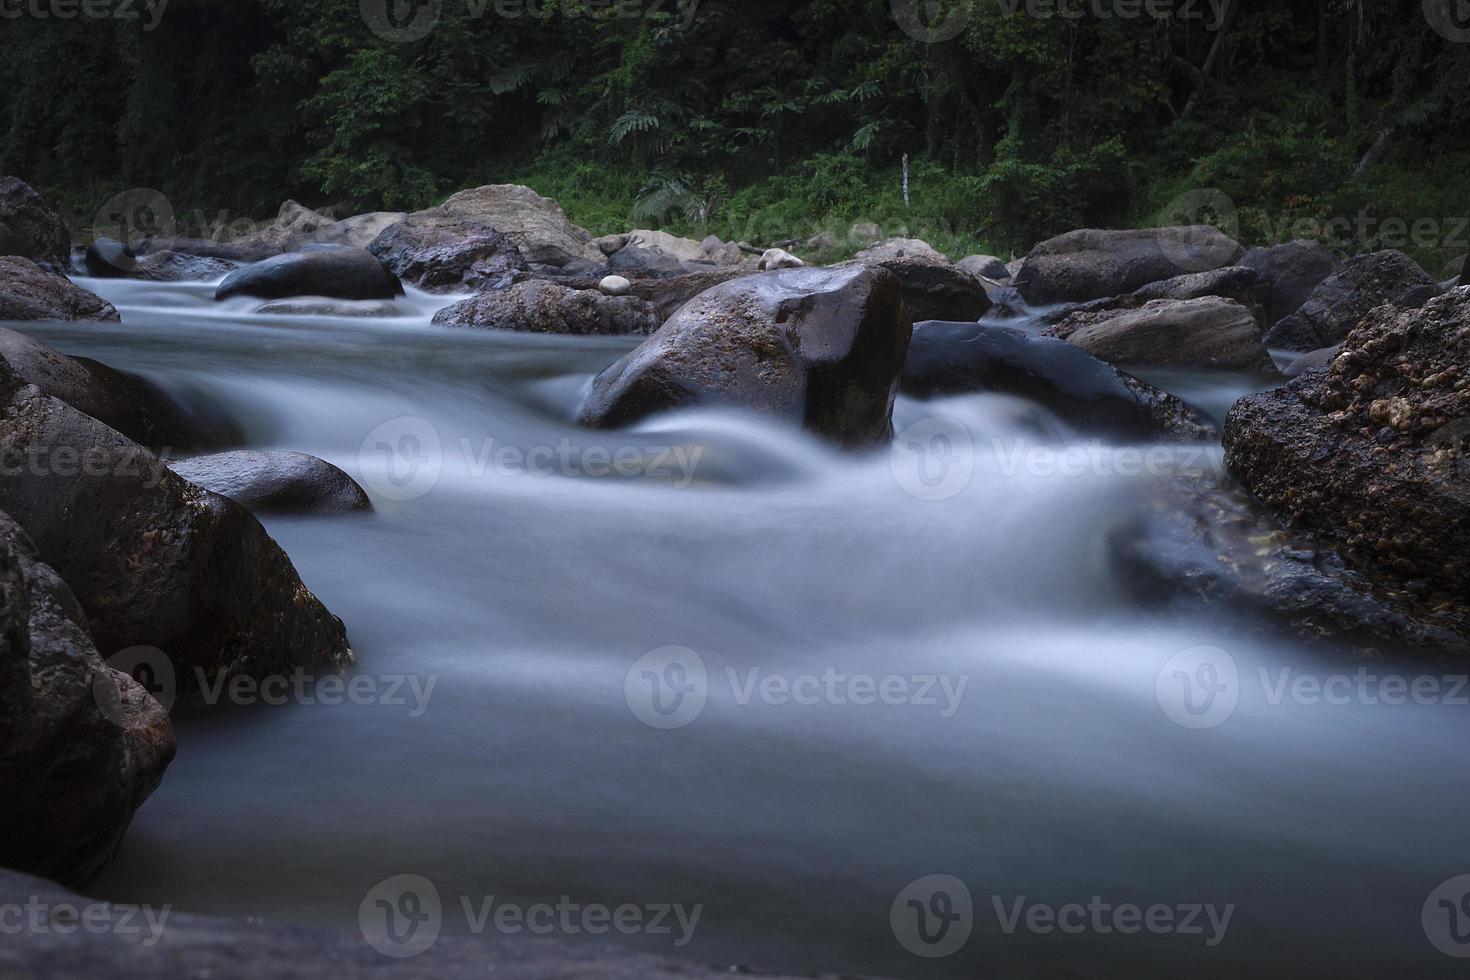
[[11, 276, 1470, 979]]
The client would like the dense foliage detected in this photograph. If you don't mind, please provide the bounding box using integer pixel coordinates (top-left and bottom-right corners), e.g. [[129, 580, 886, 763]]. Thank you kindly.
[[0, 0, 1466, 269]]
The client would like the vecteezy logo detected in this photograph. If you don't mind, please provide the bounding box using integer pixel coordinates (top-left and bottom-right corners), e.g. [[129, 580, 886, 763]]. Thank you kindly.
[[1423, 875, 1470, 957], [358, 416, 442, 501], [1422, 417, 1470, 505], [1155, 645, 1239, 729], [94, 646, 177, 726], [1425, 0, 1470, 42], [92, 188, 176, 244], [891, 417, 974, 501], [890, 874, 973, 958], [624, 646, 708, 729], [361, 0, 442, 42], [891, 0, 969, 43], [1155, 188, 1240, 274], [360, 874, 442, 958]]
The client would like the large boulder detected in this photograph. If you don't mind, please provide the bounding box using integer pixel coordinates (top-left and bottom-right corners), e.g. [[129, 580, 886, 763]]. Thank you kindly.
[[1239, 239, 1338, 325], [298, 211, 405, 250], [167, 451, 371, 515], [1044, 297, 1274, 371], [0, 512, 175, 887], [436, 184, 600, 267], [215, 247, 403, 302], [0, 257, 119, 322], [130, 236, 276, 263], [1014, 226, 1245, 305], [1224, 289, 1470, 619], [432, 280, 660, 336], [845, 238, 990, 325], [901, 321, 1214, 440], [1263, 249, 1440, 351], [0, 177, 70, 273], [594, 229, 717, 265], [132, 251, 238, 282], [957, 254, 1011, 280], [606, 245, 688, 278], [1132, 265, 1262, 310], [367, 211, 528, 291], [229, 200, 336, 254], [580, 266, 909, 448], [0, 386, 352, 686], [550, 267, 755, 322], [0, 327, 235, 452]]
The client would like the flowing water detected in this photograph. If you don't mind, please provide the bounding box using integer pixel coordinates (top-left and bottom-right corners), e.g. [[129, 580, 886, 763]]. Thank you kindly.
[[11, 276, 1470, 978]]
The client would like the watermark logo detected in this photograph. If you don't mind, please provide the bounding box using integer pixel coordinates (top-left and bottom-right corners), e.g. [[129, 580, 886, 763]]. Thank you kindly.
[[359, 416, 443, 502], [892, 0, 969, 43], [94, 646, 176, 725], [891, 875, 974, 958], [92, 187, 176, 244], [0, 897, 170, 947], [0, 0, 169, 30], [360, 874, 443, 958], [1425, 0, 1470, 43], [1424, 875, 1470, 957], [891, 416, 974, 501], [1155, 188, 1240, 274], [625, 646, 708, 729], [361, 0, 442, 41], [1155, 645, 1238, 729]]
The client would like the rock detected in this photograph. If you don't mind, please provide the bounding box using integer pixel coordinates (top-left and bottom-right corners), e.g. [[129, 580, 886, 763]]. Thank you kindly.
[[1281, 344, 1341, 378], [0, 512, 174, 887], [167, 451, 371, 515], [255, 299, 401, 318], [130, 236, 276, 263], [0, 327, 234, 452], [298, 211, 405, 250], [366, 211, 527, 292], [579, 266, 909, 448], [553, 268, 754, 322], [83, 238, 138, 277], [1263, 249, 1440, 351], [0, 177, 71, 273], [431, 280, 660, 336], [849, 221, 883, 245], [901, 321, 1214, 441], [607, 245, 687, 277], [1014, 226, 1245, 305], [437, 184, 599, 267], [599, 274, 632, 296], [957, 254, 1010, 280], [846, 238, 990, 326], [1240, 239, 1338, 325], [215, 247, 403, 302], [593, 233, 629, 256], [1224, 289, 1470, 627], [1132, 264, 1262, 310], [758, 247, 804, 271], [133, 250, 236, 282], [622, 229, 706, 263], [804, 231, 838, 252], [0, 257, 120, 322], [0, 388, 352, 686], [230, 200, 336, 253], [1044, 297, 1274, 371]]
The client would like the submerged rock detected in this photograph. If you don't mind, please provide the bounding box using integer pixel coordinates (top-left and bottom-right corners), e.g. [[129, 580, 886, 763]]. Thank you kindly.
[[0, 512, 174, 887], [901, 320, 1214, 440], [432, 280, 661, 336], [1044, 297, 1274, 371], [1014, 226, 1244, 305], [367, 211, 527, 291], [580, 266, 909, 448], [0, 257, 119, 322], [215, 247, 403, 302], [0, 176, 71, 273], [168, 451, 371, 515], [1262, 249, 1439, 351]]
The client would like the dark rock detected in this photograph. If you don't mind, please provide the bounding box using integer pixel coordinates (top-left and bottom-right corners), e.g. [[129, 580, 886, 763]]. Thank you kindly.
[[215, 248, 403, 302], [1263, 249, 1439, 351], [366, 211, 528, 291], [957, 254, 1011, 280], [844, 239, 991, 325], [0, 512, 175, 887], [0, 388, 352, 687], [1014, 226, 1244, 305], [580, 266, 909, 448], [901, 321, 1214, 440], [132, 250, 237, 282], [0, 177, 71, 273], [432, 280, 660, 335], [0, 257, 120, 322], [1240, 239, 1338, 325], [606, 245, 687, 278], [1281, 344, 1341, 378], [83, 238, 138, 277], [167, 451, 372, 515], [1224, 289, 1470, 629], [1132, 264, 1262, 311], [1044, 297, 1274, 371], [130, 236, 277, 264], [0, 327, 236, 452]]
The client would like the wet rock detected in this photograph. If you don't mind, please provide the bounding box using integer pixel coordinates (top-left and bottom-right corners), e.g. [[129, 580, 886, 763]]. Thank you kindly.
[[167, 451, 371, 515], [0, 389, 352, 686], [845, 238, 990, 326], [1239, 239, 1338, 325], [1132, 265, 1263, 311], [130, 236, 276, 264], [1281, 344, 1341, 378], [957, 254, 1010, 280], [431, 280, 660, 336], [215, 247, 403, 302], [1224, 289, 1470, 628], [436, 184, 599, 267], [1044, 297, 1274, 371], [1014, 226, 1244, 305], [0, 177, 71, 273], [581, 266, 909, 448], [85, 241, 235, 282], [366, 211, 527, 291], [82, 238, 138, 277], [901, 321, 1214, 441], [0, 257, 119, 322], [1263, 249, 1439, 351]]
